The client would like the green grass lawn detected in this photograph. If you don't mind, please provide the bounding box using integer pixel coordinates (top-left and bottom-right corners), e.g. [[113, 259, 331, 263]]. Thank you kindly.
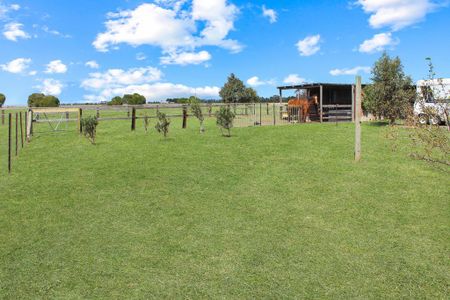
[[0, 115, 449, 298]]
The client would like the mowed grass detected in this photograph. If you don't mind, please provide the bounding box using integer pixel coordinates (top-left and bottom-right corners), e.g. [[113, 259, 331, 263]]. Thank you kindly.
[[0, 115, 449, 298]]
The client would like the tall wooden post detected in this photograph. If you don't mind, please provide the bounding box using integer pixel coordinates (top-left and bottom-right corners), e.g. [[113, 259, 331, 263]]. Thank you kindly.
[[319, 85, 323, 123], [78, 108, 83, 134], [355, 76, 362, 162], [8, 113, 12, 173], [96, 107, 100, 118], [351, 85, 355, 122], [266, 103, 269, 115], [131, 107, 136, 131], [26, 110, 33, 142], [273, 103, 276, 125], [19, 112, 24, 148], [182, 105, 187, 129], [15, 113, 18, 156], [208, 104, 212, 117], [260, 102, 262, 126], [279, 88, 283, 104]]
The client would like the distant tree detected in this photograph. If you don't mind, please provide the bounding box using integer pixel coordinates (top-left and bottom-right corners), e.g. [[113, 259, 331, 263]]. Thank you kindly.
[[28, 93, 60, 107], [155, 111, 171, 138], [108, 96, 123, 106], [123, 93, 146, 105], [215, 106, 236, 137], [190, 96, 205, 133], [363, 52, 416, 124], [0, 93, 5, 107], [220, 73, 259, 103]]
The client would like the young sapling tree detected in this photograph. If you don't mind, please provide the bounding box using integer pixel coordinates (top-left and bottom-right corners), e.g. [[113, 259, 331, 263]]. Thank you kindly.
[[190, 98, 205, 133], [155, 111, 170, 138], [81, 116, 99, 144], [215, 106, 235, 137]]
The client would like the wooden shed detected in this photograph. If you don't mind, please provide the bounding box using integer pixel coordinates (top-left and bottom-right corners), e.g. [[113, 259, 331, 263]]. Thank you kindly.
[[277, 83, 357, 122]]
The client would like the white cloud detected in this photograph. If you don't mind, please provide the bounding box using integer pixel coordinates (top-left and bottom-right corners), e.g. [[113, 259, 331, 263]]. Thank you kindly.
[[0, 3, 20, 19], [28, 70, 37, 76], [3, 22, 30, 41], [36, 79, 64, 96], [41, 25, 71, 38], [81, 67, 163, 90], [160, 50, 211, 65], [330, 66, 371, 76], [283, 74, 306, 85], [93, 1, 242, 64], [246, 76, 275, 87], [81, 65, 219, 102], [85, 60, 100, 69], [45, 60, 68, 74], [358, 32, 398, 53], [136, 52, 147, 61], [356, 0, 438, 31], [296, 35, 321, 56], [262, 5, 277, 23], [1, 58, 31, 73]]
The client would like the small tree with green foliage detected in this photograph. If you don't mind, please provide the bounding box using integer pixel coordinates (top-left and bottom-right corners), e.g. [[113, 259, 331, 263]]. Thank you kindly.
[[215, 106, 235, 137], [190, 97, 205, 133], [155, 111, 170, 138], [363, 52, 415, 124], [81, 116, 99, 144], [0, 93, 5, 107]]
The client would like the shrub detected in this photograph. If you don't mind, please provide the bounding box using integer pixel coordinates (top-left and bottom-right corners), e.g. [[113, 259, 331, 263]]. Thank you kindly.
[[81, 116, 99, 144], [155, 111, 170, 138], [215, 106, 235, 137]]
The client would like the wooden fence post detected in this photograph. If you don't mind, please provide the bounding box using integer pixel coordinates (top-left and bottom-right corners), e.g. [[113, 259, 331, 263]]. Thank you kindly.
[[78, 108, 83, 134], [273, 103, 276, 125], [355, 76, 362, 162], [96, 107, 100, 118], [267, 103, 269, 115], [260, 102, 262, 126], [182, 105, 187, 129], [26, 110, 33, 142], [19, 112, 24, 148], [131, 107, 136, 131], [1, 110, 4, 125], [208, 104, 212, 117], [15, 113, 18, 156], [8, 113, 11, 173]]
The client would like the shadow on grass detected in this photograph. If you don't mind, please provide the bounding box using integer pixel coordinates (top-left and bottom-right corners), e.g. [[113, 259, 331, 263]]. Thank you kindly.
[[367, 121, 389, 127]]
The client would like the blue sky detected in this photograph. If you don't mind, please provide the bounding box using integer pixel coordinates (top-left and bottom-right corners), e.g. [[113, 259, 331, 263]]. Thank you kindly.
[[0, 0, 449, 105]]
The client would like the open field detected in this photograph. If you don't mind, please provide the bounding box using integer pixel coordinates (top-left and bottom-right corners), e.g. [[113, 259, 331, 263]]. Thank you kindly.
[[0, 115, 449, 298]]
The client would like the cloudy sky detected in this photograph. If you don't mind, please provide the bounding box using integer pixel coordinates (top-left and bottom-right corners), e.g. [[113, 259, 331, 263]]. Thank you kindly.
[[0, 0, 449, 104]]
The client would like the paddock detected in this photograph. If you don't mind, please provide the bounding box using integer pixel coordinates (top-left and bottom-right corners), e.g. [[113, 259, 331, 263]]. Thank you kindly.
[[278, 83, 357, 123]]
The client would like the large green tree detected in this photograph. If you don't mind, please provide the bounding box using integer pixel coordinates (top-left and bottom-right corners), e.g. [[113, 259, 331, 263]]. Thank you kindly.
[[108, 96, 124, 106], [0, 93, 5, 107], [219, 73, 259, 103], [363, 53, 415, 124], [123, 93, 146, 105], [28, 93, 60, 107]]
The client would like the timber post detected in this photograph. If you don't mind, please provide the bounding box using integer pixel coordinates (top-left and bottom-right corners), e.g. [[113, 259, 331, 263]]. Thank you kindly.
[[355, 76, 362, 162], [320, 85, 323, 123], [182, 105, 187, 129], [131, 107, 136, 131], [8, 113, 11, 173]]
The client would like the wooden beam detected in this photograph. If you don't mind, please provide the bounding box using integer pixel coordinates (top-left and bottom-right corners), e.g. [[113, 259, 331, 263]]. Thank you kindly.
[[355, 76, 362, 162], [319, 85, 323, 123], [351, 85, 355, 122]]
